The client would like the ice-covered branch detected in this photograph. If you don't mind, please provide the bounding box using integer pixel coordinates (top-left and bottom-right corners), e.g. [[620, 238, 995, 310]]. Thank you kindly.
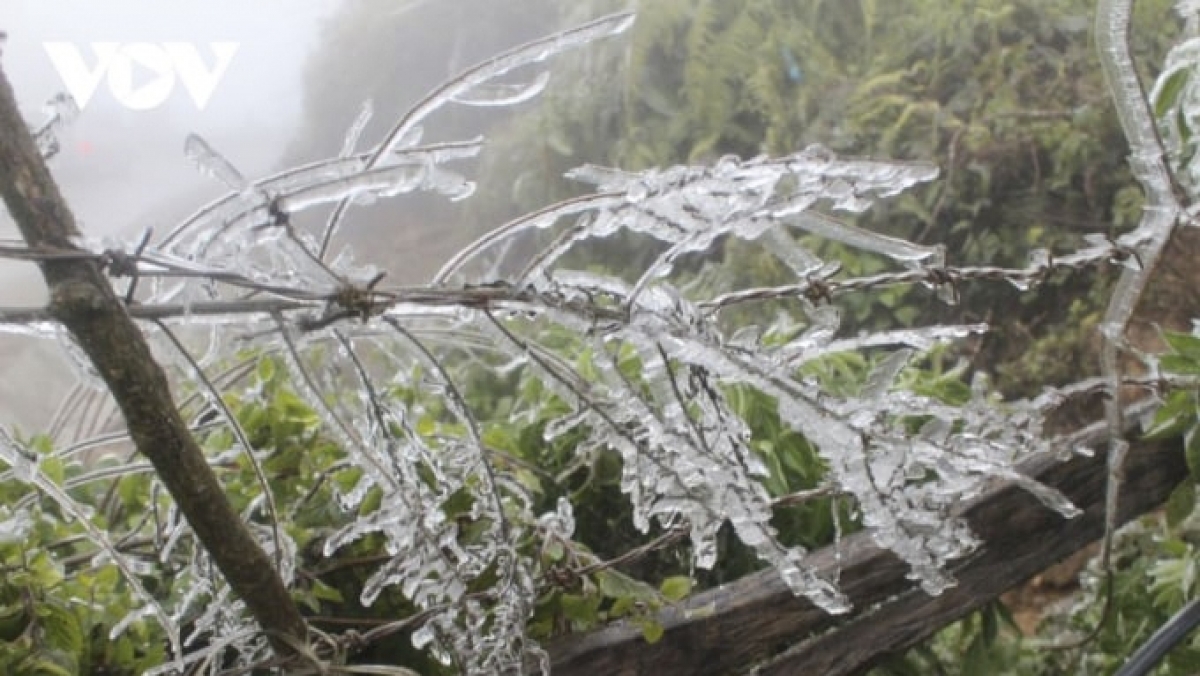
[[7, 5, 1173, 671], [315, 11, 636, 260], [1094, 0, 1184, 567], [0, 243, 1126, 343]]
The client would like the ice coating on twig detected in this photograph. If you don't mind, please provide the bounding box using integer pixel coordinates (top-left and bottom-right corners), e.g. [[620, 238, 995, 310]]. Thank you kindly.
[[1095, 0, 1183, 570], [33, 92, 79, 159]]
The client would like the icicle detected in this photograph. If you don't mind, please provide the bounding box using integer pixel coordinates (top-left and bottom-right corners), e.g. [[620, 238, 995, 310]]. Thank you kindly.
[[450, 71, 551, 107], [184, 133, 250, 193], [783, 212, 945, 269], [274, 163, 427, 214], [785, 324, 988, 362], [861, 348, 914, 400], [157, 153, 372, 252], [339, 99, 374, 158], [432, 193, 625, 284], [393, 137, 483, 166]]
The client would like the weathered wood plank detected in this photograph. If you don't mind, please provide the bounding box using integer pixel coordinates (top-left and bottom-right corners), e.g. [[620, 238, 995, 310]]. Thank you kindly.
[[548, 404, 1182, 675]]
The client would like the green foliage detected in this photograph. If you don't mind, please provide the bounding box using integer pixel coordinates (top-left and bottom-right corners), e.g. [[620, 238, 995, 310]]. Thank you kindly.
[[0, 450, 167, 676], [287, 0, 1177, 402], [1145, 330, 1200, 535], [996, 296, 1105, 397], [1023, 519, 1200, 675], [872, 602, 1033, 676]]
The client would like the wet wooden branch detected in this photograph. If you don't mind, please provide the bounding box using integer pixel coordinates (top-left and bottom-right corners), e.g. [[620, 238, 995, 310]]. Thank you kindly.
[[549, 402, 1181, 675]]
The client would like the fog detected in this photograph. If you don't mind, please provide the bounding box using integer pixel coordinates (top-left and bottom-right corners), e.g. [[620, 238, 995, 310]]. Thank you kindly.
[[0, 1, 600, 433], [3, 0, 343, 297], [0, 1, 436, 431], [0, 0, 610, 434]]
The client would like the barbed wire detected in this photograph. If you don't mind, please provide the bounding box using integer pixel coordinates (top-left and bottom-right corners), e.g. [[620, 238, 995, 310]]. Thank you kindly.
[[0, 236, 1135, 333]]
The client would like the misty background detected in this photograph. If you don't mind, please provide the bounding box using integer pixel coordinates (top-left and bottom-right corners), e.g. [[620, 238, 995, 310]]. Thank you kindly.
[[0, 0, 600, 433]]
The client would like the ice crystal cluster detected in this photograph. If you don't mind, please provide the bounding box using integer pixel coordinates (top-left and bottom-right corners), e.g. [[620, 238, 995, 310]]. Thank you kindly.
[[7, 2, 1186, 672]]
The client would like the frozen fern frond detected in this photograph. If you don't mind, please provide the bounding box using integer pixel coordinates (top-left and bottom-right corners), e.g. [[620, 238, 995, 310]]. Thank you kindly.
[[431, 144, 1081, 614], [436, 145, 945, 289]]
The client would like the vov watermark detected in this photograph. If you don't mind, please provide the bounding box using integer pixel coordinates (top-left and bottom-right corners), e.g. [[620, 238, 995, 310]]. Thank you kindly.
[[42, 42, 239, 111]]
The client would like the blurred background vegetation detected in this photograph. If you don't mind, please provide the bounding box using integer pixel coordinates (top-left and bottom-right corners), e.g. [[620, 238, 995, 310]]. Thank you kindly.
[[289, 0, 1179, 398], [9, 1, 1200, 674]]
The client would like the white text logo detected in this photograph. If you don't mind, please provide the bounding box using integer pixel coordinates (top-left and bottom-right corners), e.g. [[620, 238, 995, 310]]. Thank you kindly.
[[42, 42, 239, 111]]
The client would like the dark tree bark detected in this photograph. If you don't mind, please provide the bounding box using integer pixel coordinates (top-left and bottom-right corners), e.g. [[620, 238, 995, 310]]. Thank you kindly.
[[0, 68, 307, 660], [548, 402, 1181, 675]]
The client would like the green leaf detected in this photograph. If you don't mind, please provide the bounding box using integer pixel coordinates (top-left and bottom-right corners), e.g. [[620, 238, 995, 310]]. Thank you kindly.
[[18, 655, 74, 676], [576, 346, 599, 382], [27, 435, 54, 456], [1188, 426, 1200, 477], [608, 596, 635, 618], [1164, 330, 1200, 363], [1156, 69, 1191, 118], [359, 486, 383, 515], [415, 415, 436, 437], [1144, 391, 1196, 440], [256, 356, 276, 383], [310, 580, 345, 604], [0, 603, 29, 641], [27, 553, 63, 589], [639, 618, 665, 644], [1166, 482, 1196, 528], [36, 601, 83, 654], [1162, 536, 1190, 557], [481, 425, 516, 454], [659, 576, 692, 602], [596, 569, 658, 602], [544, 540, 565, 563], [757, 445, 788, 496], [560, 593, 600, 626], [38, 457, 64, 487]]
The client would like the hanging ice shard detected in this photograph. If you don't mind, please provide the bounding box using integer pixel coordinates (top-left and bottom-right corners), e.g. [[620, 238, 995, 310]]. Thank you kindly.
[[184, 133, 250, 194]]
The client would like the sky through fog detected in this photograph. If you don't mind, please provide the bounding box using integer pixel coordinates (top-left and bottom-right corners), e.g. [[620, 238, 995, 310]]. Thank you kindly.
[[0, 1, 342, 429]]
